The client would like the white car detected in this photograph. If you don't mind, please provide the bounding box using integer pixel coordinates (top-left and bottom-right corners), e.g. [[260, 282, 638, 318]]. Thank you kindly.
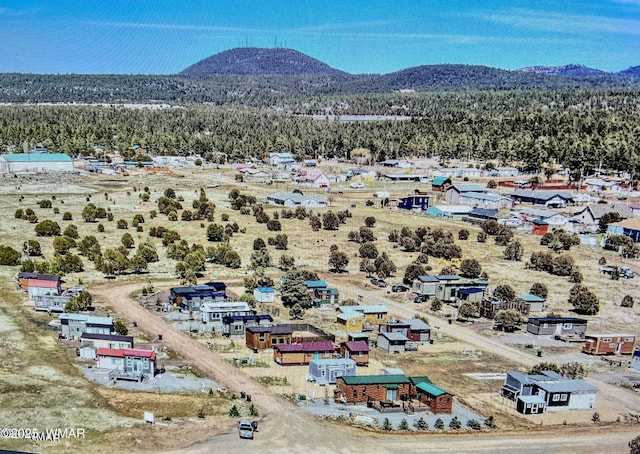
[[498, 218, 523, 227], [349, 182, 365, 189]]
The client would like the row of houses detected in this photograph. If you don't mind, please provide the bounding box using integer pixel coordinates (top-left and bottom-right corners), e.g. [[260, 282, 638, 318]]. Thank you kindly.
[[525, 317, 636, 355]]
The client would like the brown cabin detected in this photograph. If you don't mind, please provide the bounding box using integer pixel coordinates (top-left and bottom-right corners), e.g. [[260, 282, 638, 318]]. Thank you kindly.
[[582, 334, 636, 355], [245, 325, 293, 351]]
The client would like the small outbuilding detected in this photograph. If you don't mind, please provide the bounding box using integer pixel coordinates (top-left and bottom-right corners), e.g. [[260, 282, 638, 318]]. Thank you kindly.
[[377, 332, 408, 354], [253, 287, 275, 303], [582, 334, 636, 355]]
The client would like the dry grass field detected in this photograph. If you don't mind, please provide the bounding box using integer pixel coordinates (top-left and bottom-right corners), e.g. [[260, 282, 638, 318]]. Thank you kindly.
[[0, 164, 639, 452]]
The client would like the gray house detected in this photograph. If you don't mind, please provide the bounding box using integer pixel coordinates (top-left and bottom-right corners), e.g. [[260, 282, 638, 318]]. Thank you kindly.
[[501, 370, 598, 414], [526, 317, 588, 337], [59, 313, 113, 338], [308, 358, 356, 385], [377, 332, 408, 354], [80, 333, 134, 349]]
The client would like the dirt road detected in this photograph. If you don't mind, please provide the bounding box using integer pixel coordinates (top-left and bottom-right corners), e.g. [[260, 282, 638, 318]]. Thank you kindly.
[[92, 281, 640, 454]]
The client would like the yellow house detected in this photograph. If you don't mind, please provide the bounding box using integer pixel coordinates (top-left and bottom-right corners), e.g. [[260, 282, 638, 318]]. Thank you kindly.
[[338, 305, 388, 330], [337, 310, 363, 332]]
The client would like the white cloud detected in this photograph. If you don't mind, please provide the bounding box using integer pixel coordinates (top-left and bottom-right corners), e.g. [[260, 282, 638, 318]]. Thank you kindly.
[[83, 20, 267, 34], [476, 8, 640, 36]]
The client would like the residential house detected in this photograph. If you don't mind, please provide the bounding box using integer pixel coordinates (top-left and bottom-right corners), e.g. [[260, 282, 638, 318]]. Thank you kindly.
[[632, 350, 640, 371], [526, 317, 588, 337], [607, 217, 640, 243], [444, 184, 489, 204], [510, 189, 574, 208], [584, 178, 623, 194], [334, 374, 453, 413], [425, 205, 474, 218], [269, 152, 296, 167], [335, 374, 413, 404], [294, 169, 331, 188], [480, 297, 530, 319], [96, 347, 157, 381], [582, 334, 636, 355], [488, 167, 520, 177], [518, 294, 546, 313], [222, 314, 273, 337], [339, 340, 370, 366], [313, 286, 339, 306], [59, 313, 113, 338], [377, 332, 408, 354], [571, 202, 634, 233], [200, 301, 254, 331], [245, 324, 293, 351], [413, 275, 488, 304], [514, 208, 569, 228], [379, 319, 431, 343], [531, 220, 550, 236], [16, 272, 60, 292], [431, 176, 452, 192], [414, 378, 454, 414], [457, 192, 514, 210], [348, 332, 370, 343], [338, 305, 389, 329], [379, 159, 413, 168], [273, 341, 335, 366], [80, 333, 134, 349], [242, 168, 271, 179], [397, 194, 431, 212], [467, 208, 499, 224], [404, 319, 431, 343], [266, 191, 327, 208], [253, 287, 275, 303], [27, 277, 62, 299], [501, 370, 598, 414], [169, 284, 226, 311], [336, 309, 364, 333], [33, 294, 70, 313], [379, 172, 427, 182], [308, 358, 356, 385]]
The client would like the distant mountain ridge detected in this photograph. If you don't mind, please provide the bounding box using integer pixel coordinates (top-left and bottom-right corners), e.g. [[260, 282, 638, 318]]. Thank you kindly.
[[180, 47, 346, 76], [181, 47, 639, 83]]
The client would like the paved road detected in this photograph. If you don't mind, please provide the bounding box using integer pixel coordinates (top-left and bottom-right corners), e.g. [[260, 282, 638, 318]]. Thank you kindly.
[[92, 281, 640, 454]]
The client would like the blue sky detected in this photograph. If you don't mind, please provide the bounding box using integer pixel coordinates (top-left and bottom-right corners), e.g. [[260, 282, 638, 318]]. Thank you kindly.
[[1, 1, 638, 74]]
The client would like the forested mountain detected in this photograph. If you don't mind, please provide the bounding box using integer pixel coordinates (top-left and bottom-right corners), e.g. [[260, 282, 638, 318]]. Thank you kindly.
[[519, 64, 609, 78], [180, 48, 347, 76]]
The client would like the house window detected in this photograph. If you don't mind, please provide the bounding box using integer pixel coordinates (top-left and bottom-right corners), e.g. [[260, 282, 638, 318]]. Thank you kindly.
[[552, 394, 560, 402], [377, 313, 384, 320], [353, 390, 357, 398], [603, 338, 611, 342], [259, 333, 265, 342], [323, 352, 330, 358], [542, 323, 548, 329], [271, 338, 277, 346], [560, 394, 568, 401], [609, 343, 617, 348], [234, 323, 243, 331], [563, 323, 572, 329], [625, 337, 634, 342]]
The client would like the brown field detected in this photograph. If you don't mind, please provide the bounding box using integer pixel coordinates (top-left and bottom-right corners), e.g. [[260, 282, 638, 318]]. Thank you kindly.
[[0, 165, 639, 452]]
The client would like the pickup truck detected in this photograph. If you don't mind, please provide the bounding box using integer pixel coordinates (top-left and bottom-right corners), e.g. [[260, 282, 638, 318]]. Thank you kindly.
[[238, 420, 256, 439], [600, 265, 635, 279]]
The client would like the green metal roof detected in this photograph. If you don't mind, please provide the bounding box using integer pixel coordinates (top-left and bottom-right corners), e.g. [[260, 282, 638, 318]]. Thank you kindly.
[[1, 153, 72, 162], [432, 176, 451, 186], [410, 376, 433, 386], [416, 382, 452, 397], [338, 374, 410, 386]]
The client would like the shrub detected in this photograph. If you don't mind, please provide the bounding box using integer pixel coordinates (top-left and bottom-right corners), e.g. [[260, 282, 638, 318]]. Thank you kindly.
[[449, 417, 462, 430], [434, 418, 444, 430], [467, 419, 481, 430], [0, 245, 21, 265], [34, 220, 61, 236]]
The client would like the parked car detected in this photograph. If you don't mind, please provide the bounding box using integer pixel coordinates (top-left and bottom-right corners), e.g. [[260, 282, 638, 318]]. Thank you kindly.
[[350, 182, 365, 189], [391, 284, 409, 292], [414, 295, 428, 303], [370, 278, 387, 287], [238, 420, 255, 439], [498, 217, 523, 227]]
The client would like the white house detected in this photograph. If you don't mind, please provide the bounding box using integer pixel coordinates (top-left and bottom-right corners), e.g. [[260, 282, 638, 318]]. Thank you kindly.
[[253, 287, 275, 303], [201, 301, 253, 328], [269, 152, 296, 167], [294, 169, 331, 188], [514, 208, 569, 228]]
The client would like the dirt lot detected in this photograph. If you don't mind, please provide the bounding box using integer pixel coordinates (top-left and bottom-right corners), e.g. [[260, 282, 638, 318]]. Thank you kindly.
[[1, 169, 639, 453]]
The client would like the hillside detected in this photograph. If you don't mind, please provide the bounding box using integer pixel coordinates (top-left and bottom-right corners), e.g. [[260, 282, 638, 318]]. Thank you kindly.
[[180, 47, 347, 76]]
